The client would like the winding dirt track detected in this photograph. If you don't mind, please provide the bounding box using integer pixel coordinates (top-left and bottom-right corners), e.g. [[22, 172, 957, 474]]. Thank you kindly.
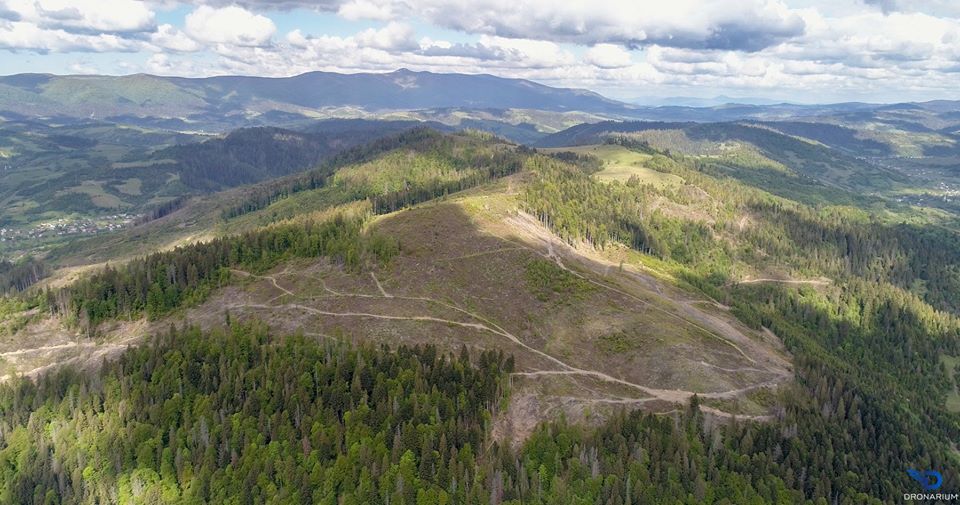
[[501, 213, 762, 365], [1, 209, 788, 423], [230, 268, 295, 297], [230, 249, 785, 420]]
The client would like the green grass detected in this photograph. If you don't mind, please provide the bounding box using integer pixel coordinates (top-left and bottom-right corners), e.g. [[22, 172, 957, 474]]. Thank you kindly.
[[524, 258, 596, 302], [111, 159, 176, 169], [597, 330, 640, 353], [114, 178, 142, 196], [942, 354, 960, 413], [331, 151, 468, 193], [544, 144, 684, 187], [56, 181, 129, 209]]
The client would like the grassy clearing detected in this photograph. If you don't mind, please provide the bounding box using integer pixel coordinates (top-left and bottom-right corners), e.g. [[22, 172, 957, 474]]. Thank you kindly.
[[56, 181, 129, 209], [525, 258, 595, 302], [332, 151, 465, 193], [114, 178, 142, 196], [545, 144, 684, 187], [110, 158, 176, 169], [597, 330, 640, 353], [942, 354, 960, 413]]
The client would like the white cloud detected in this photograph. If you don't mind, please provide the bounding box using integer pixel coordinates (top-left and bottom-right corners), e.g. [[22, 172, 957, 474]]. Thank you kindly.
[[184, 5, 275, 47], [4, 0, 960, 102], [476, 35, 576, 68], [584, 44, 632, 68], [354, 22, 417, 51], [0, 20, 142, 52], [150, 23, 201, 52], [69, 60, 98, 74], [337, 0, 394, 21], [2, 0, 155, 33], [861, 0, 960, 17], [145, 52, 209, 76], [378, 0, 807, 51]]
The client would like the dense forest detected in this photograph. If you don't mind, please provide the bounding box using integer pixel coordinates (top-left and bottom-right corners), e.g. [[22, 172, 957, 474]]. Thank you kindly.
[[0, 324, 512, 504], [156, 124, 441, 194], [0, 323, 918, 505], [156, 128, 343, 191], [131, 197, 189, 227]]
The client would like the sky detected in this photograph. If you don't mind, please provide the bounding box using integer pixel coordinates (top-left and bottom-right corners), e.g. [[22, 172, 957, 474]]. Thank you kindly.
[[0, 0, 959, 104]]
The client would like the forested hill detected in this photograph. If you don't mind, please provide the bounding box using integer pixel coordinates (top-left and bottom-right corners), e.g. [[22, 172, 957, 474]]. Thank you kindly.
[[535, 120, 908, 194], [153, 123, 439, 191], [541, 118, 893, 157]]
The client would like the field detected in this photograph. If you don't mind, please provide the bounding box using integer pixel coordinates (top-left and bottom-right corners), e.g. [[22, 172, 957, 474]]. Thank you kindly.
[[113, 178, 143, 196], [55, 181, 130, 209], [542, 144, 685, 187], [110, 159, 176, 169]]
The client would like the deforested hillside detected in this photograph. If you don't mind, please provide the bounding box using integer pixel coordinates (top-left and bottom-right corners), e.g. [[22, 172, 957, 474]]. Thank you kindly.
[[1, 130, 959, 502]]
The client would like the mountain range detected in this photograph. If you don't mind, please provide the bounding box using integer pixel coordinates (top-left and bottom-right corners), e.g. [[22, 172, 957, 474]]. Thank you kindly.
[[0, 69, 631, 122], [5, 69, 960, 131]]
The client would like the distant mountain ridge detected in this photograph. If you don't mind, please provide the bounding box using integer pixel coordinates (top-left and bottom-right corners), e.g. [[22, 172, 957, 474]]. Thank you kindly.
[[0, 69, 633, 120], [3, 69, 959, 136]]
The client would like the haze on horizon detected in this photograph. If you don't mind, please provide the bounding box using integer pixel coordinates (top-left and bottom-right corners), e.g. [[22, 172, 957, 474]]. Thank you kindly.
[[0, 0, 958, 104]]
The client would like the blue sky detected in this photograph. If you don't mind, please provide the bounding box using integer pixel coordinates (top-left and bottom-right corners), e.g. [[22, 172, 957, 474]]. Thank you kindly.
[[1, 0, 959, 103]]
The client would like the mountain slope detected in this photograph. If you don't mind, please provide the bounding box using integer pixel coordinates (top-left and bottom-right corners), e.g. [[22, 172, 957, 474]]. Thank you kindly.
[[6, 130, 793, 427], [0, 69, 632, 120], [535, 120, 911, 199], [0, 120, 449, 256], [2, 130, 959, 501]]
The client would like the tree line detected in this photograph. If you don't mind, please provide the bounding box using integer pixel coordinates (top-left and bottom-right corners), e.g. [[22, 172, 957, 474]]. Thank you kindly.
[[0, 257, 48, 294], [223, 128, 531, 221], [0, 323, 512, 504], [47, 215, 398, 331]]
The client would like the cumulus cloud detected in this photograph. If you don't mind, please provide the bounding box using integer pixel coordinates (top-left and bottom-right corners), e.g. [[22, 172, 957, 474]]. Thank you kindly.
[[337, 0, 395, 21], [3, 0, 960, 102], [417, 39, 506, 60], [861, 0, 960, 17], [150, 23, 201, 52], [186, 0, 342, 10], [0, 0, 159, 52], [184, 5, 276, 47], [411, 0, 806, 51], [157, 0, 806, 51], [354, 22, 417, 51], [585, 44, 632, 68], [3, 0, 155, 33], [0, 20, 142, 52]]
